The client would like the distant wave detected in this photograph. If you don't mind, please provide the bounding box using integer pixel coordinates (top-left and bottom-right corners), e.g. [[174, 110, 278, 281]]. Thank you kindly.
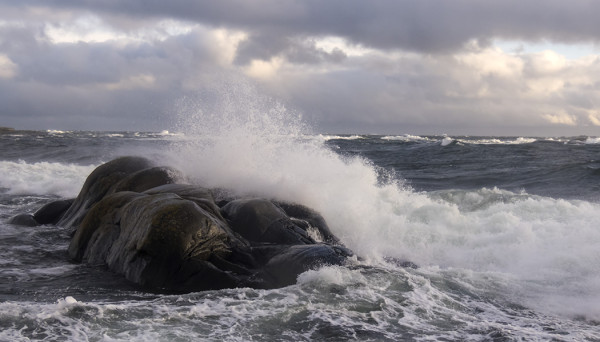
[[380, 135, 538, 145], [458, 137, 537, 145], [545, 136, 600, 145], [381, 134, 435, 142], [440, 137, 454, 146], [46, 129, 70, 135], [584, 137, 600, 144], [318, 134, 365, 141]]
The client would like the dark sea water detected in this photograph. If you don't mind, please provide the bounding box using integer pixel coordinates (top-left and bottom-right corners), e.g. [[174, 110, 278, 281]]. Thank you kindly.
[[1, 129, 600, 341]]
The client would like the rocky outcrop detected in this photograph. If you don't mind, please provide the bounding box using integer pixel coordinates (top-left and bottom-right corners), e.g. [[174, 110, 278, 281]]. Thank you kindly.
[[11, 156, 352, 292], [8, 198, 75, 227], [34, 199, 75, 225]]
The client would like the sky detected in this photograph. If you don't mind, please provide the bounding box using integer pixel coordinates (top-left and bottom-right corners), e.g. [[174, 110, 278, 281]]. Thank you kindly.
[[1, 1, 600, 136]]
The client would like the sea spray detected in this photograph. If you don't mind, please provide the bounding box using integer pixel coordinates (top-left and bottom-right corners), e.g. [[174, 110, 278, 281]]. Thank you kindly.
[[163, 83, 600, 320]]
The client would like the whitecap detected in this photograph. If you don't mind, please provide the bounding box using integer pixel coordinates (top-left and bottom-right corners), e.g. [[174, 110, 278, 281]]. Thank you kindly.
[[457, 137, 536, 145], [0, 160, 97, 197], [381, 134, 433, 142], [584, 137, 600, 144], [318, 134, 365, 141], [46, 130, 69, 135], [440, 137, 453, 146]]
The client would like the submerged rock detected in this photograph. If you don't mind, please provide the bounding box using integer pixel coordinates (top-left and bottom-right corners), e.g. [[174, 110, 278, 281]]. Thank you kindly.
[[34, 198, 74, 225], [8, 213, 39, 227], [8, 198, 74, 227], [24, 156, 353, 292]]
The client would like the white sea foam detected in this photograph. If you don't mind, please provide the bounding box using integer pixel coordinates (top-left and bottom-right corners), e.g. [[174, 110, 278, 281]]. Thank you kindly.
[[0, 160, 97, 197], [0, 268, 596, 340], [29, 265, 77, 277]]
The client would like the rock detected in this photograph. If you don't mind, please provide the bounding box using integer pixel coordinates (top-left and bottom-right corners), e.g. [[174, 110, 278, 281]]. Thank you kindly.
[[222, 199, 315, 245], [275, 201, 340, 244], [68, 191, 146, 262], [34, 198, 74, 225], [70, 191, 250, 291], [108, 166, 182, 195], [261, 245, 353, 287], [20, 156, 355, 292], [58, 156, 155, 228], [8, 213, 39, 227], [144, 184, 223, 221], [9, 198, 74, 227]]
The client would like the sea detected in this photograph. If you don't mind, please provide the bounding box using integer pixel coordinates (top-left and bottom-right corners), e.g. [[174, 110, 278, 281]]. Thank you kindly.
[[1, 127, 600, 341]]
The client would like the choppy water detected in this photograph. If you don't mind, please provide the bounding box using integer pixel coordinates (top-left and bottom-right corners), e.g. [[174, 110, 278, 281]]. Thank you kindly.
[[1, 130, 600, 341]]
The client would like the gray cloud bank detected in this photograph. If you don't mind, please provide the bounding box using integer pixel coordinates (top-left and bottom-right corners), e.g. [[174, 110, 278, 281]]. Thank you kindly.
[[33, 0, 600, 52], [1, 0, 600, 135]]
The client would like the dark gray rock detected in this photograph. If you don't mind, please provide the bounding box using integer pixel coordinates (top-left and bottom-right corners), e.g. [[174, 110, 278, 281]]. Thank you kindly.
[[144, 184, 223, 222], [34, 198, 74, 225], [58, 156, 154, 228], [68, 191, 146, 262], [222, 199, 314, 245], [261, 244, 353, 288], [70, 191, 249, 291], [275, 201, 340, 244], [8, 213, 39, 227], [108, 166, 182, 195]]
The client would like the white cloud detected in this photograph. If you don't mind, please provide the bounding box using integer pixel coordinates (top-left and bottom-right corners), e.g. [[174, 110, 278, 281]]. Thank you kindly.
[[44, 14, 122, 44], [314, 36, 372, 57], [211, 28, 248, 66], [244, 57, 284, 79], [587, 112, 600, 126], [543, 111, 577, 126], [526, 50, 567, 75], [42, 14, 204, 45], [457, 46, 524, 78], [103, 73, 156, 90], [0, 54, 17, 78]]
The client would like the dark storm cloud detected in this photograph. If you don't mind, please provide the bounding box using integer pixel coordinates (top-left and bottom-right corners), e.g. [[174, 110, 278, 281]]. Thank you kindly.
[[9, 0, 600, 56], [0, 17, 232, 130]]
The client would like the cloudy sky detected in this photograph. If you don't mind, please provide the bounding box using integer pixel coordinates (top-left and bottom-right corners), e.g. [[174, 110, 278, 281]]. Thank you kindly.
[[1, 0, 600, 136]]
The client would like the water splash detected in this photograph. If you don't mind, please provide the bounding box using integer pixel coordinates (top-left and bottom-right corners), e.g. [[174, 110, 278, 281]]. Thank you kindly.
[[162, 81, 600, 320]]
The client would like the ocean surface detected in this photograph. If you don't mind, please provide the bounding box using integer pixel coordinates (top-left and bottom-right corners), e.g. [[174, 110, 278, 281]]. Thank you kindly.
[[1, 128, 600, 341]]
